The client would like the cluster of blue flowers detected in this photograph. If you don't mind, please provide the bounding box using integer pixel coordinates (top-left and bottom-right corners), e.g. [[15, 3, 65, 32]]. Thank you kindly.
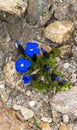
[[15, 40, 67, 86], [15, 40, 40, 84]]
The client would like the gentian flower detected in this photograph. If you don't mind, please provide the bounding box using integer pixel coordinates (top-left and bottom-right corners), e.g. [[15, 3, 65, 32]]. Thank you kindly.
[[58, 79, 67, 86], [50, 73, 60, 81], [15, 58, 32, 73], [22, 75, 32, 84], [41, 48, 49, 58], [44, 65, 51, 69], [15, 39, 25, 56], [25, 42, 40, 57]]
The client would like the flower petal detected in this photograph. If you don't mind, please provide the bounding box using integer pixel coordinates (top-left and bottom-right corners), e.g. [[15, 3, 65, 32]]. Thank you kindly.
[[26, 42, 38, 48], [22, 75, 32, 84], [15, 58, 32, 73], [25, 47, 34, 57], [34, 48, 40, 55]]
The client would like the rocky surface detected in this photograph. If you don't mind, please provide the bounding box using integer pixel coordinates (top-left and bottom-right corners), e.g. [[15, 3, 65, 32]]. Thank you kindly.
[[50, 86, 77, 123], [0, 0, 27, 15], [44, 21, 74, 44], [0, 105, 26, 130], [0, 0, 77, 130], [26, 0, 51, 25]]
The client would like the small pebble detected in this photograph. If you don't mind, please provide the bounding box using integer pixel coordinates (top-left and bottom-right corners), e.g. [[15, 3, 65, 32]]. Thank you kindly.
[[26, 90, 32, 97], [41, 117, 52, 123], [13, 104, 22, 110], [63, 115, 69, 123], [29, 101, 36, 107], [70, 73, 77, 83], [20, 107, 34, 120], [63, 63, 70, 69], [0, 84, 5, 89]]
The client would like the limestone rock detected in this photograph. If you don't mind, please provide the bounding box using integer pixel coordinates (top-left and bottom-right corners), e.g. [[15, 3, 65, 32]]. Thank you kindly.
[[20, 107, 34, 120], [13, 104, 34, 120], [41, 117, 52, 123], [0, 0, 27, 15], [59, 44, 72, 58], [73, 124, 77, 130], [59, 123, 71, 130], [4, 61, 20, 89], [40, 121, 52, 130], [50, 86, 77, 123], [0, 105, 26, 130], [44, 21, 74, 44], [63, 115, 69, 124]]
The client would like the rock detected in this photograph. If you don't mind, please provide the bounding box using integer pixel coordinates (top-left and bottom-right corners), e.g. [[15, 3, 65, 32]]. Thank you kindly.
[[26, 0, 50, 25], [29, 101, 36, 107], [0, 0, 27, 15], [73, 124, 77, 130], [59, 123, 71, 130], [40, 121, 52, 130], [63, 63, 70, 69], [54, 3, 69, 20], [38, 9, 51, 26], [4, 61, 20, 89], [59, 44, 72, 58], [13, 104, 22, 110], [0, 105, 26, 130], [63, 115, 69, 124], [44, 21, 74, 44], [0, 81, 5, 89], [50, 86, 77, 123], [20, 107, 34, 120], [0, 81, 9, 103], [13, 104, 34, 120], [41, 117, 52, 123], [26, 90, 32, 97], [70, 73, 77, 83]]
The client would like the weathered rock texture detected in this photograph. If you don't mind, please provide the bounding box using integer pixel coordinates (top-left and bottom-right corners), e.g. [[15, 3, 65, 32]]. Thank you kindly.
[[50, 86, 77, 123], [0, 0, 27, 15], [26, 0, 50, 25], [44, 21, 74, 44], [4, 61, 21, 89], [0, 105, 26, 130]]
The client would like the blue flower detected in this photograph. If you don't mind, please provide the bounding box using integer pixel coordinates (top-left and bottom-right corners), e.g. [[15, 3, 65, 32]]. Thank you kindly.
[[25, 42, 40, 57], [58, 80, 67, 86], [22, 75, 32, 84], [44, 65, 51, 69], [15, 58, 32, 73], [50, 73, 60, 81]]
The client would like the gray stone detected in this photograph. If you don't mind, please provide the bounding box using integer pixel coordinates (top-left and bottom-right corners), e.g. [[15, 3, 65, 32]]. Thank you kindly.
[[26, 0, 50, 25], [63, 63, 70, 69], [20, 107, 34, 120], [70, 73, 77, 83], [73, 124, 77, 130], [63, 115, 69, 124], [29, 101, 36, 107], [50, 86, 77, 123]]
